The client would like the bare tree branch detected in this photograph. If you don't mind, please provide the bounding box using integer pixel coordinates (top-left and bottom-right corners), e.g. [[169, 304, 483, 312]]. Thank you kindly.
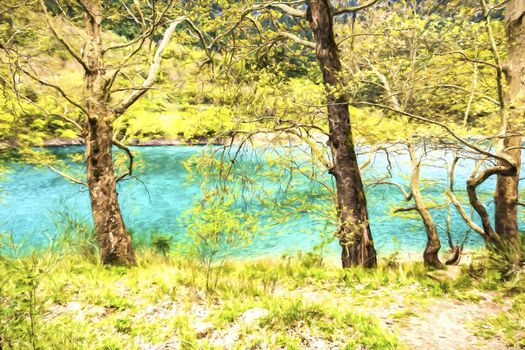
[[113, 139, 134, 182], [183, 18, 212, 62], [370, 179, 413, 200], [334, 0, 381, 15], [104, 0, 175, 52], [19, 66, 88, 115], [39, 0, 91, 72], [393, 206, 417, 213], [268, 3, 306, 17], [446, 155, 485, 238], [352, 101, 516, 167], [113, 17, 183, 115], [446, 190, 486, 237], [47, 164, 88, 187], [438, 51, 498, 69], [278, 31, 316, 48], [464, 63, 479, 125], [466, 160, 509, 243], [480, 0, 506, 111]]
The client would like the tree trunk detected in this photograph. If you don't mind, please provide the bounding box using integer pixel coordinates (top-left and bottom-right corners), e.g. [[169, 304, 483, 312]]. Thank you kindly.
[[494, 137, 521, 259], [306, 0, 377, 268], [408, 143, 443, 268], [494, 1, 524, 263], [83, 0, 136, 265], [85, 117, 135, 265]]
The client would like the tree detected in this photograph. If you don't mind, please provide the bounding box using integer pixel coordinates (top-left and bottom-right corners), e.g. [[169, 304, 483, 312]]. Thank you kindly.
[[494, 0, 524, 263], [212, 0, 380, 268], [348, 2, 448, 268], [299, 0, 376, 267], [340, 0, 522, 265], [457, 0, 523, 264], [177, 0, 380, 268], [0, 0, 183, 265]]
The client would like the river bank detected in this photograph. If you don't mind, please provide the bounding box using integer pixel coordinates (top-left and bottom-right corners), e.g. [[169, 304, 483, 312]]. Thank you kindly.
[[42, 132, 326, 147], [0, 249, 521, 349], [43, 137, 214, 147]]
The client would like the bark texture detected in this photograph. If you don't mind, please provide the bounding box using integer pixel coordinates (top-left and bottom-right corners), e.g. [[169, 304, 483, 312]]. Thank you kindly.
[[83, 0, 136, 265], [306, 0, 377, 268], [495, 0, 524, 262]]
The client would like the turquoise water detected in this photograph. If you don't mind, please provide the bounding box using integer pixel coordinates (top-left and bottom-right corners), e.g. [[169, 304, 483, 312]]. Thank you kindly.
[[0, 145, 521, 258]]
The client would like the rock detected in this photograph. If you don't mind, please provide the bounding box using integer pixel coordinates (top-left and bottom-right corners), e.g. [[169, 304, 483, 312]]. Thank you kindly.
[[239, 307, 269, 325], [66, 301, 82, 311], [193, 321, 214, 337], [307, 338, 332, 349], [151, 336, 180, 350], [209, 326, 240, 349], [134, 301, 178, 323]]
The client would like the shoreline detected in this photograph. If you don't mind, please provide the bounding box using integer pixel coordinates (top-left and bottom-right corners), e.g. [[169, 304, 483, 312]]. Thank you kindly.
[[43, 138, 222, 147], [38, 135, 525, 150], [216, 246, 486, 267]]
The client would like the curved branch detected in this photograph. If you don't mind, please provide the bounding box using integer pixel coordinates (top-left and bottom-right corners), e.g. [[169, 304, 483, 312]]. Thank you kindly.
[[446, 190, 486, 237], [278, 31, 316, 48], [445, 156, 487, 237], [393, 206, 417, 213], [47, 164, 87, 187], [287, 129, 332, 171], [438, 51, 498, 69], [113, 17, 183, 115], [466, 162, 509, 243], [445, 246, 461, 265], [39, 0, 91, 72], [268, 3, 306, 17], [19, 66, 88, 115], [183, 18, 212, 62], [352, 101, 516, 167], [370, 180, 412, 201], [334, 0, 381, 15], [359, 145, 386, 171], [113, 139, 134, 182]]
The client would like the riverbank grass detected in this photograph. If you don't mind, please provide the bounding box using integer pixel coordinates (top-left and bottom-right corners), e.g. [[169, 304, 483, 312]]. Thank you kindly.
[[0, 249, 523, 349]]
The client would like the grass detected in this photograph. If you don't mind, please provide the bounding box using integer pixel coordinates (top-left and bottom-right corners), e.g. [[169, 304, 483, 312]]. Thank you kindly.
[[0, 247, 523, 349], [474, 294, 525, 348]]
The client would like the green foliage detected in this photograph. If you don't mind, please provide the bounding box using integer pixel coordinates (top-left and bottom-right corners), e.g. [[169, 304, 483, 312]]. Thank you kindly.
[[184, 197, 257, 291], [0, 1, 523, 347], [0, 235, 61, 349], [151, 233, 172, 258], [341, 0, 503, 136], [475, 294, 525, 347], [262, 299, 326, 329], [52, 208, 97, 260], [120, 96, 235, 142]]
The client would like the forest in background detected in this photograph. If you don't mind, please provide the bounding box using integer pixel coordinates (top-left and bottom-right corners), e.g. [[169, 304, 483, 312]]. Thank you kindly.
[[0, 0, 524, 349]]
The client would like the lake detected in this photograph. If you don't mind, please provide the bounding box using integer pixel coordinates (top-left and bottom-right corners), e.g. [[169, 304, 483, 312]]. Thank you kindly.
[[0, 145, 519, 259]]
